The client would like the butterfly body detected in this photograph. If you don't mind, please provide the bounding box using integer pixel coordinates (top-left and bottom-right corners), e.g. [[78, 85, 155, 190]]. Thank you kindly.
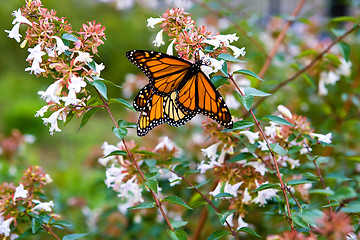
[[126, 50, 233, 136]]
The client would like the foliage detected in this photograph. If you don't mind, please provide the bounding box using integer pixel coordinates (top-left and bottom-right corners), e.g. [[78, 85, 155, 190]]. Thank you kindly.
[[1, 0, 360, 239]]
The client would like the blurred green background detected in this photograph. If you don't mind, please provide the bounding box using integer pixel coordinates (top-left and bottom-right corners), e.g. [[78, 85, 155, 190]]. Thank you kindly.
[[1, 0, 360, 239]]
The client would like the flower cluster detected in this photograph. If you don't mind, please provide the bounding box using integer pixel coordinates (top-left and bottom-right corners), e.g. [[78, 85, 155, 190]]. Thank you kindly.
[[5, 0, 106, 135], [147, 8, 245, 75], [0, 166, 54, 238], [197, 105, 333, 227], [99, 137, 183, 213]]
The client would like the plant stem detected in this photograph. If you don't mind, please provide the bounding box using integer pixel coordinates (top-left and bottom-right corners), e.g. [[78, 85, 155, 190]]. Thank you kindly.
[[96, 89, 174, 231], [171, 170, 239, 240], [250, 23, 360, 112], [43, 224, 61, 240], [229, 75, 294, 229], [258, 0, 307, 79]]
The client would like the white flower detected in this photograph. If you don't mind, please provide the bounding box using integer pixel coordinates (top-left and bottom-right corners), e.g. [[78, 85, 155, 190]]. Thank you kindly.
[[224, 181, 242, 197], [11, 9, 32, 25], [92, 62, 105, 76], [74, 51, 92, 64], [105, 164, 128, 189], [45, 174, 53, 184], [264, 122, 278, 138], [5, 23, 22, 43], [168, 171, 182, 186], [318, 78, 328, 96], [242, 187, 252, 203], [37, 80, 62, 104], [98, 142, 121, 166], [25, 59, 46, 75], [42, 107, 66, 135], [13, 184, 28, 201], [155, 136, 175, 151], [252, 180, 278, 206], [277, 105, 292, 119], [0, 217, 14, 237], [152, 29, 165, 47], [237, 216, 248, 229], [114, 0, 134, 10], [209, 182, 222, 197], [32, 200, 54, 212], [26, 42, 46, 62], [68, 76, 86, 93], [201, 142, 220, 161], [35, 105, 51, 117], [227, 45, 246, 58], [166, 39, 176, 55], [203, 33, 239, 49], [257, 141, 269, 151], [62, 89, 81, 106], [284, 156, 300, 169], [240, 130, 259, 144], [336, 58, 352, 77], [223, 214, 234, 227], [197, 161, 213, 174], [147, 17, 165, 28], [246, 161, 267, 176], [10, 233, 19, 240], [310, 132, 332, 144], [51, 36, 69, 55], [24, 134, 36, 144]]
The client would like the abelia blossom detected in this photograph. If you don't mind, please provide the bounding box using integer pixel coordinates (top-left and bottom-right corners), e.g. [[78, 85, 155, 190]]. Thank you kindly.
[[37, 80, 63, 104], [68, 76, 86, 93], [13, 184, 28, 201], [41, 107, 66, 135], [240, 130, 259, 144], [310, 133, 332, 144], [0, 217, 14, 237], [147, 17, 165, 28], [51, 36, 69, 55], [11, 9, 32, 25], [152, 29, 165, 47], [5, 23, 22, 43], [252, 180, 278, 206], [32, 200, 54, 212]]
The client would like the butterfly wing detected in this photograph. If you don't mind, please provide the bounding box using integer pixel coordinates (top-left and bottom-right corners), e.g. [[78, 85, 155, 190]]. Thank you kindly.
[[164, 91, 196, 127], [177, 71, 233, 128], [126, 50, 191, 95], [135, 85, 197, 136], [133, 84, 153, 111]]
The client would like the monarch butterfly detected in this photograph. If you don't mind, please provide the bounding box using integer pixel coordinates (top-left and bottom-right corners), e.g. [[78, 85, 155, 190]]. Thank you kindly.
[[134, 84, 196, 136], [126, 50, 233, 136]]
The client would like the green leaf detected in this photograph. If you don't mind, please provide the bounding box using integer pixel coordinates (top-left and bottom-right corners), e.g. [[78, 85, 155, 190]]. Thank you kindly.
[[338, 42, 351, 62], [238, 227, 261, 238], [213, 193, 235, 198], [114, 98, 136, 111], [332, 186, 357, 201], [253, 183, 280, 192], [326, 173, 352, 182], [112, 126, 128, 140], [239, 94, 254, 111], [309, 188, 334, 196], [163, 196, 192, 210], [128, 202, 155, 210], [331, 28, 346, 37], [211, 75, 228, 88], [330, 16, 358, 23], [118, 119, 137, 128], [287, 179, 313, 186], [62, 33, 78, 42], [31, 217, 42, 234], [207, 230, 230, 240], [269, 143, 288, 156], [52, 220, 73, 228], [222, 120, 254, 132], [169, 219, 188, 229], [104, 150, 127, 158], [294, 49, 318, 59], [292, 215, 310, 229], [133, 150, 159, 156], [233, 69, 263, 81], [228, 152, 254, 163], [188, 179, 211, 189], [63, 233, 89, 240], [93, 80, 108, 100], [168, 229, 188, 240], [325, 53, 341, 65], [144, 172, 160, 180], [145, 179, 158, 194], [78, 108, 100, 132], [219, 210, 236, 225], [220, 61, 228, 77], [341, 201, 360, 213], [244, 87, 271, 97], [323, 202, 340, 208], [217, 53, 243, 62], [261, 115, 294, 126], [302, 73, 316, 88]]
